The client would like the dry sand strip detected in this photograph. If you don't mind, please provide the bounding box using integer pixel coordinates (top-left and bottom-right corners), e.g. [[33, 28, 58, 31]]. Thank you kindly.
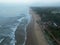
[[32, 13, 48, 45], [25, 9, 48, 45]]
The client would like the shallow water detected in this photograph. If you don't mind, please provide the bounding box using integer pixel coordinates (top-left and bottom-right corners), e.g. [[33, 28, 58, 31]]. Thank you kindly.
[[0, 14, 31, 45]]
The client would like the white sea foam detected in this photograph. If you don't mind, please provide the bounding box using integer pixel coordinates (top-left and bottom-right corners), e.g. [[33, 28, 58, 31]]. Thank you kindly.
[[22, 14, 31, 45], [0, 38, 5, 43], [17, 17, 25, 22], [10, 17, 25, 45], [10, 14, 31, 45], [10, 25, 18, 45]]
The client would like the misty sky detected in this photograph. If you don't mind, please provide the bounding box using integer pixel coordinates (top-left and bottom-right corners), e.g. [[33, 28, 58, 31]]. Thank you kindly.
[[0, 0, 60, 17], [0, 0, 60, 5]]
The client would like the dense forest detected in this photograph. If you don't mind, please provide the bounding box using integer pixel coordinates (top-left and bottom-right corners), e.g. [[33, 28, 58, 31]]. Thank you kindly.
[[31, 7, 60, 26]]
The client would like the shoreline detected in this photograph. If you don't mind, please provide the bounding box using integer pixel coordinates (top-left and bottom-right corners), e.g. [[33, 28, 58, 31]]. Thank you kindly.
[[15, 10, 48, 45], [25, 15, 38, 45], [25, 10, 48, 45], [15, 15, 31, 45]]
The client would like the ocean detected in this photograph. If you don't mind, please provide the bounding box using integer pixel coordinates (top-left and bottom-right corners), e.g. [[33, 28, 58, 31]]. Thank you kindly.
[[0, 13, 31, 45]]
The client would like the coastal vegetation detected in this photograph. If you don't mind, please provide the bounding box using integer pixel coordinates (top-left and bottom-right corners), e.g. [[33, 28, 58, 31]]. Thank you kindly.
[[31, 7, 60, 45]]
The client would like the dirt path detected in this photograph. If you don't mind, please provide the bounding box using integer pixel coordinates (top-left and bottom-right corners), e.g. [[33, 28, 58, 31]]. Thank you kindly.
[[25, 9, 48, 45]]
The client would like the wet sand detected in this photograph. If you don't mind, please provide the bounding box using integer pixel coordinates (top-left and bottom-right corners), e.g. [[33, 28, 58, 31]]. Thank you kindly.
[[15, 9, 48, 45], [25, 15, 38, 45], [25, 10, 48, 45], [15, 24, 25, 45]]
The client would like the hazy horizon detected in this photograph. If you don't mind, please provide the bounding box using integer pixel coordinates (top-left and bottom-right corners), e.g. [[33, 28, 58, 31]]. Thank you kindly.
[[0, 0, 60, 17]]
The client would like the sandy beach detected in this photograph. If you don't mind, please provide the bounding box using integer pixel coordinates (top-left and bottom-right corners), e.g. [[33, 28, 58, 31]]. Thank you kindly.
[[15, 9, 48, 45], [25, 10, 48, 45]]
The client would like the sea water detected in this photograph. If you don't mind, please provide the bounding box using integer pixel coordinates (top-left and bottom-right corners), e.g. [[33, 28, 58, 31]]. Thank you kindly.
[[0, 14, 31, 45]]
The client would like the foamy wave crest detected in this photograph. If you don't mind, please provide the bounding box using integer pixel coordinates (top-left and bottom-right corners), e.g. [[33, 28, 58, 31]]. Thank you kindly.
[[10, 17, 25, 45], [10, 14, 31, 45], [22, 15, 31, 45]]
